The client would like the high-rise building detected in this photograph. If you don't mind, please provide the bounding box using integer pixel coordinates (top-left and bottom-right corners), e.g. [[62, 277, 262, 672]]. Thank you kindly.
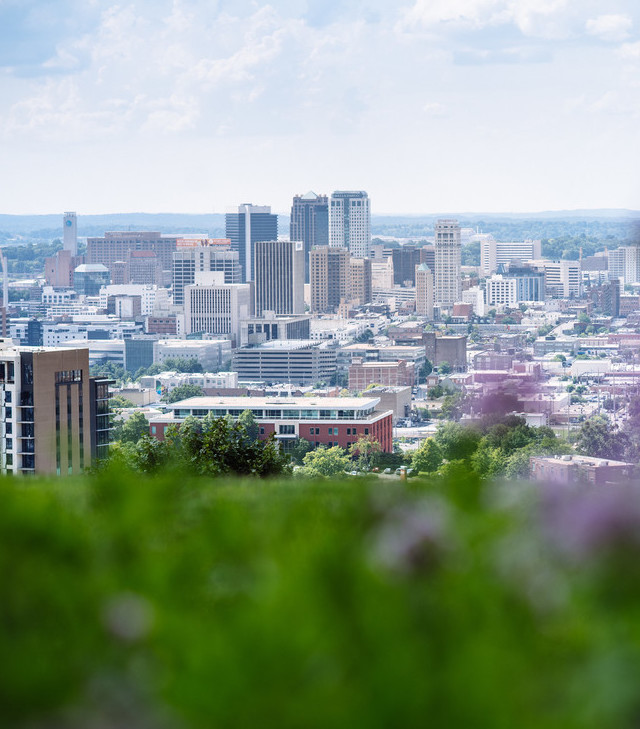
[[392, 246, 423, 286], [63, 212, 78, 256], [172, 244, 241, 306], [529, 259, 581, 299], [329, 191, 371, 258], [225, 204, 278, 283], [290, 192, 329, 283], [0, 341, 111, 475], [434, 219, 461, 308], [183, 273, 251, 345], [608, 246, 640, 285], [507, 266, 546, 302], [415, 263, 434, 318], [349, 258, 372, 306], [87, 232, 177, 278], [480, 237, 542, 275], [73, 264, 110, 296], [310, 246, 350, 313], [485, 274, 518, 308], [254, 240, 305, 317]]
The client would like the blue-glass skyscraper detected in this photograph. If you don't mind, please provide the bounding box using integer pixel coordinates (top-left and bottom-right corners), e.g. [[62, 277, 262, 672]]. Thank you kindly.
[[225, 204, 278, 283], [290, 192, 329, 283]]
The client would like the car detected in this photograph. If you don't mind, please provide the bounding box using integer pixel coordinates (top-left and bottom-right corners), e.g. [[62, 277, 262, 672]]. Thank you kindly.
[[383, 468, 393, 474]]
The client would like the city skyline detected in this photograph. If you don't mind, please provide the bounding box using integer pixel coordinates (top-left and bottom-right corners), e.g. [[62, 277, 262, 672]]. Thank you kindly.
[[1, 1, 639, 215]]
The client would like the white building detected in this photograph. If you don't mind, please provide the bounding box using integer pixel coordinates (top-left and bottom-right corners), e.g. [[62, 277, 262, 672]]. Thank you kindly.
[[462, 286, 485, 316], [415, 263, 434, 318], [480, 238, 542, 275], [184, 272, 251, 345], [434, 219, 461, 308], [371, 257, 394, 291], [329, 191, 371, 258], [154, 338, 232, 372], [254, 240, 305, 316], [485, 274, 518, 308], [529, 259, 582, 299], [608, 246, 640, 286], [99, 285, 159, 316]]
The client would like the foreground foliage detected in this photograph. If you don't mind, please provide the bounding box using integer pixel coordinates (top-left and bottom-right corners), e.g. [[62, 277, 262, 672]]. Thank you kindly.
[[3, 469, 640, 728]]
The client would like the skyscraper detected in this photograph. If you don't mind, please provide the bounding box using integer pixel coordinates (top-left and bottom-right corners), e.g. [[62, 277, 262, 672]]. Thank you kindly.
[[63, 212, 77, 256], [254, 240, 305, 316], [290, 192, 329, 283], [225, 204, 278, 283], [349, 258, 372, 306], [329, 191, 371, 258], [434, 219, 461, 308], [184, 273, 251, 345], [172, 244, 241, 306], [415, 263, 434, 319], [310, 246, 350, 313]]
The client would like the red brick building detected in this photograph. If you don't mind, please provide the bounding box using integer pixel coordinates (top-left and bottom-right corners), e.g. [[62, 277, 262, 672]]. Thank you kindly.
[[148, 395, 393, 452]]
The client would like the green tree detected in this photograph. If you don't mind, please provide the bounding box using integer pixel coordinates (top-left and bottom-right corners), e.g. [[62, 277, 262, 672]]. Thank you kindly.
[[418, 359, 433, 382], [237, 409, 259, 441], [349, 435, 382, 471], [412, 438, 443, 474], [438, 361, 452, 375], [575, 416, 629, 461], [302, 446, 350, 477], [118, 411, 150, 445], [433, 422, 481, 463], [290, 438, 314, 465], [110, 395, 137, 409], [162, 384, 205, 403]]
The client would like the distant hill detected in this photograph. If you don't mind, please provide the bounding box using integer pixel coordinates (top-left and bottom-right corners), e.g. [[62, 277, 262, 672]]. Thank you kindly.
[[0, 210, 638, 242]]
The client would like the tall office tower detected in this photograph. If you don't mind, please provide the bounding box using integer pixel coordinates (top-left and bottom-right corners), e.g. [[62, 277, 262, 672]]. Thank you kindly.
[[608, 247, 625, 282], [392, 246, 422, 286], [349, 258, 372, 305], [0, 342, 112, 475], [422, 245, 436, 274], [254, 240, 305, 317], [184, 273, 251, 345], [290, 192, 329, 283], [172, 245, 241, 306], [63, 212, 78, 256], [87, 231, 178, 278], [415, 263, 434, 319], [329, 191, 371, 258], [480, 237, 542, 275], [608, 245, 640, 285], [434, 219, 461, 308], [310, 246, 350, 313], [225, 204, 278, 283]]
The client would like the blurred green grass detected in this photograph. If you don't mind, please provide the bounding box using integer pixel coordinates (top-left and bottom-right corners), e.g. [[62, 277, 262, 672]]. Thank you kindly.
[[2, 468, 640, 728]]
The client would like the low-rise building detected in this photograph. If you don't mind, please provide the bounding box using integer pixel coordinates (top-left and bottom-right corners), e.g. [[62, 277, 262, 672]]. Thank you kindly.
[[348, 358, 415, 390], [530, 454, 634, 485], [148, 395, 393, 452]]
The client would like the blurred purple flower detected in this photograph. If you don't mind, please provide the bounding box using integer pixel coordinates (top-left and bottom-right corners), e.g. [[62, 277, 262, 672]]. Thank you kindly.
[[370, 500, 451, 576], [541, 483, 640, 561]]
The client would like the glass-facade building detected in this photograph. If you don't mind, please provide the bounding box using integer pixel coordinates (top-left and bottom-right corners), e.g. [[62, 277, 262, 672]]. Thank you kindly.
[[225, 204, 278, 283], [290, 192, 329, 283]]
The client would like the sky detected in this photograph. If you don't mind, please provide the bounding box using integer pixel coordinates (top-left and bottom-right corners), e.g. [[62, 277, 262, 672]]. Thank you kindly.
[[1, 0, 639, 215]]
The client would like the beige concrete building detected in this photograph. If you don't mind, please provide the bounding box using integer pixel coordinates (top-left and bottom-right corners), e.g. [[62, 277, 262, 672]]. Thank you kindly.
[[310, 246, 350, 313], [415, 263, 434, 318], [434, 219, 461, 308]]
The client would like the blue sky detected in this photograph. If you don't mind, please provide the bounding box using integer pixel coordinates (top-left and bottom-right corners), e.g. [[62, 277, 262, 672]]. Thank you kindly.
[[1, 0, 639, 214]]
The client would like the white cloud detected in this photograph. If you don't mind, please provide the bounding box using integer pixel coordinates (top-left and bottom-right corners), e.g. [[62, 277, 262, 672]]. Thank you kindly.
[[585, 14, 632, 42], [617, 41, 640, 61]]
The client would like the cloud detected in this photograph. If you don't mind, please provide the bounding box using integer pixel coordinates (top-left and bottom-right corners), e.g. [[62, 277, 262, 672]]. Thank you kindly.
[[617, 41, 640, 61], [585, 14, 632, 42]]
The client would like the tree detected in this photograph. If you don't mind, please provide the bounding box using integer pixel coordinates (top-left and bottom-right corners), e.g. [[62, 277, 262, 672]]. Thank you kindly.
[[110, 395, 137, 409], [438, 361, 452, 375], [237, 410, 259, 441], [575, 417, 629, 461], [118, 411, 151, 445], [433, 422, 481, 463], [349, 435, 382, 471], [302, 446, 350, 478], [163, 384, 205, 403], [412, 438, 443, 474], [290, 438, 314, 465], [418, 359, 433, 382], [126, 414, 291, 478]]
